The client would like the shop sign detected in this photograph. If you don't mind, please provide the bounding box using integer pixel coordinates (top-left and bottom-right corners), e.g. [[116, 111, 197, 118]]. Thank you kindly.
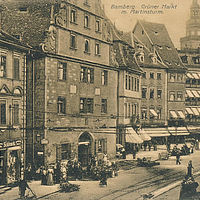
[[0, 140, 22, 149]]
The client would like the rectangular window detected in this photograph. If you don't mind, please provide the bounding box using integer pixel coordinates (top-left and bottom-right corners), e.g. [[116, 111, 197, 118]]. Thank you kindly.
[[13, 103, 19, 125], [57, 97, 66, 114], [125, 75, 128, 90], [96, 20, 101, 32], [134, 104, 137, 115], [150, 72, 154, 79], [157, 108, 162, 120], [13, 58, 20, 80], [150, 89, 154, 99], [80, 67, 94, 83], [97, 139, 107, 154], [70, 34, 76, 49], [0, 56, 6, 78], [128, 103, 131, 118], [134, 78, 137, 91], [177, 74, 183, 81], [177, 91, 183, 101], [101, 99, 107, 113], [170, 73, 176, 82], [157, 89, 162, 99], [142, 72, 146, 79], [58, 62, 67, 80], [169, 91, 175, 101], [137, 78, 139, 92], [141, 109, 147, 120], [70, 9, 76, 23], [131, 77, 134, 91], [125, 103, 127, 118], [95, 43, 100, 55], [0, 101, 6, 124], [142, 88, 147, 98], [157, 73, 161, 80], [80, 98, 94, 113], [61, 143, 71, 160], [128, 76, 131, 90], [101, 70, 108, 85]]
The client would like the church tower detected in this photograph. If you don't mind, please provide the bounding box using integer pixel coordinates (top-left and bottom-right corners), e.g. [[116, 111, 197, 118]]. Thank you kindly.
[[180, 0, 200, 49]]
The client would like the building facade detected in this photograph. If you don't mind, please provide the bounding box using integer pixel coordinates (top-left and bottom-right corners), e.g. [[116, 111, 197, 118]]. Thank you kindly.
[[0, 30, 28, 184], [1, 0, 118, 168], [133, 20, 187, 144]]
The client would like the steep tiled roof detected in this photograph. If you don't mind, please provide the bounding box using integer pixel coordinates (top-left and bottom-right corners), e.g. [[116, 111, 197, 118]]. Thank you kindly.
[[132, 34, 168, 70], [139, 20, 186, 70], [113, 41, 143, 73], [0, 29, 30, 49]]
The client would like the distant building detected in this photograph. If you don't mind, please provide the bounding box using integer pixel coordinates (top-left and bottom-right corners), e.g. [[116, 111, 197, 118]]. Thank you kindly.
[[179, 0, 200, 139], [0, 30, 29, 184]]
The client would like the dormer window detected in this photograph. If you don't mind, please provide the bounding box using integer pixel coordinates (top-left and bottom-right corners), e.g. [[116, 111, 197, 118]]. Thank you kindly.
[[157, 45, 162, 49], [139, 55, 144, 62], [151, 56, 157, 64], [18, 7, 28, 13], [137, 45, 143, 50], [166, 46, 172, 50], [154, 31, 158, 35]]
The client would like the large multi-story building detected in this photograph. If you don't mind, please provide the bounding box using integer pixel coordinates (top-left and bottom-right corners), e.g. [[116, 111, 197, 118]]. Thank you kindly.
[[109, 29, 143, 149], [133, 20, 187, 144], [1, 0, 118, 168], [0, 30, 28, 184], [179, 0, 200, 140]]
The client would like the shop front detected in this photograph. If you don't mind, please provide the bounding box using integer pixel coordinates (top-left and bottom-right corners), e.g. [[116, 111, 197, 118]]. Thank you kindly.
[[0, 139, 23, 185]]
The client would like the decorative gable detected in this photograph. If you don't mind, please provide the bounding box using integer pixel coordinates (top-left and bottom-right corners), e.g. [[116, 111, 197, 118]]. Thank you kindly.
[[0, 84, 11, 95]]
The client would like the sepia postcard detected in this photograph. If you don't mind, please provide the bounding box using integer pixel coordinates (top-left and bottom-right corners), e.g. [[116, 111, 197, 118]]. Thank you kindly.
[[0, 0, 200, 199]]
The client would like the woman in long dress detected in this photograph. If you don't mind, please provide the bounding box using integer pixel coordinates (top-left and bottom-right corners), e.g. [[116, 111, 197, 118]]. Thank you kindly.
[[47, 167, 54, 185]]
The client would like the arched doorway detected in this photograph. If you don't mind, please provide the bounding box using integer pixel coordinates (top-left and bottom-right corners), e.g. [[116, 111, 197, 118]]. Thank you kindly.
[[78, 132, 93, 167]]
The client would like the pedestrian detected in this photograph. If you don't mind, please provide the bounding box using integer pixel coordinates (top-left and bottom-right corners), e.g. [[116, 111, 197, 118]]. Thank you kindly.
[[176, 151, 181, 165], [99, 167, 107, 186], [19, 179, 29, 199], [148, 143, 151, 151], [41, 166, 47, 185], [46, 166, 54, 185], [187, 160, 194, 177], [25, 163, 32, 181], [132, 148, 136, 159], [121, 148, 126, 159], [55, 161, 61, 184]]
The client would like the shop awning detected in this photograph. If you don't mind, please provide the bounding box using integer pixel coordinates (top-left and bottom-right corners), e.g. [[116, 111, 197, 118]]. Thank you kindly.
[[191, 107, 199, 116], [139, 129, 151, 141], [192, 90, 200, 98], [186, 107, 194, 115], [126, 127, 143, 144], [192, 73, 199, 80], [177, 111, 185, 119], [197, 107, 200, 113], [187, 126, 200, 134], [168, 127, 190, 136], [150, 109, 158, 117], [186, 90, 194, 98], [186, 73, 194, 79], [142, 128, 170, 137], [170, 110, 178, 119]]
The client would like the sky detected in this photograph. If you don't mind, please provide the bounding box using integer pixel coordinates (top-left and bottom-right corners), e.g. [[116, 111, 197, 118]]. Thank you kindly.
[[101, 0, 194, 49]]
